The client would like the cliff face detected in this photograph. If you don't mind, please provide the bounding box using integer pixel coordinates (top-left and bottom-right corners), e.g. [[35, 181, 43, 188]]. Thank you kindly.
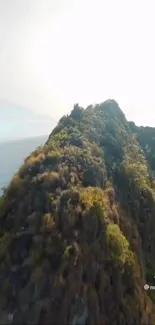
[[0, 100, 155, 324]]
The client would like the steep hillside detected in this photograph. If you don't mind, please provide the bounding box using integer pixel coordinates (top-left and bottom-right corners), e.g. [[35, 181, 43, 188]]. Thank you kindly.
[[129, 121, 155, 177], [0, 100, 155, 324]]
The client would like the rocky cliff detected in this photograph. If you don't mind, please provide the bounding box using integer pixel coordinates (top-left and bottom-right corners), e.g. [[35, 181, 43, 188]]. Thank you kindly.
[[0, 100, 155, 324]]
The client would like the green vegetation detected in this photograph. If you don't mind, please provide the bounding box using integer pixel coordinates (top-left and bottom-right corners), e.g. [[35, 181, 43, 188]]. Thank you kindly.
[[0, 99, 155, 324]]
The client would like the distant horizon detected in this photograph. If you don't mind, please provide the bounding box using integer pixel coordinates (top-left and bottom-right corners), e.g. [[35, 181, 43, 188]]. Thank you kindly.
[[0, 100, 56, 141], [0, 133, 48, 194], [0, 134, 48, 144]]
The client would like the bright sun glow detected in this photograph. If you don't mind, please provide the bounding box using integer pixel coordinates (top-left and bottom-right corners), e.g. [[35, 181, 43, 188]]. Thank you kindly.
[[0, 0, 155, 126]]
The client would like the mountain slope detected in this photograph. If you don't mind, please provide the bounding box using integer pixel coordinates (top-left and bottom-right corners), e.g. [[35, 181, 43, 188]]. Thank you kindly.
[[129, 121, 155, 177], [0, 100, 155, 324]]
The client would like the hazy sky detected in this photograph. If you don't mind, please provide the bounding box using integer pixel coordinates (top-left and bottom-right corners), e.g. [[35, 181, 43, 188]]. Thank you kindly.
[[0, 0, 155, 126]]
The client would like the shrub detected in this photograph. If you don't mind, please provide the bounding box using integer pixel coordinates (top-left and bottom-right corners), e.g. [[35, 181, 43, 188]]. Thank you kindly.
[[106, 224, 132, 265], [42, 213, 54, 230]]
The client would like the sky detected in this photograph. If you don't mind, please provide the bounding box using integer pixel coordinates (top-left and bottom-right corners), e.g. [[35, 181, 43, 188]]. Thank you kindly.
[[0, 100, 55, 140], [0, 0, 155, 134]]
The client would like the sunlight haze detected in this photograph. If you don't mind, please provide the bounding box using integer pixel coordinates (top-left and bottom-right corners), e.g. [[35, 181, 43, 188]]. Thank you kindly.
[[0, 0, 155, 126]]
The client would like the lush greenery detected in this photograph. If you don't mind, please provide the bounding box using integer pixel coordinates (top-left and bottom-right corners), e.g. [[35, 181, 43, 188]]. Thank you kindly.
[[0, 99, 155, 324]]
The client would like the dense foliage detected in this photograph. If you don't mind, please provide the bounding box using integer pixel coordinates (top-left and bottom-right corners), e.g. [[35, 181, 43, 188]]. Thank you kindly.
[[0, 99, 155, 324]]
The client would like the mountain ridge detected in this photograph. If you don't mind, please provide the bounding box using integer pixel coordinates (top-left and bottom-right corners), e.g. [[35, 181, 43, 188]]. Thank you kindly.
[[0, 100, 155, 324]]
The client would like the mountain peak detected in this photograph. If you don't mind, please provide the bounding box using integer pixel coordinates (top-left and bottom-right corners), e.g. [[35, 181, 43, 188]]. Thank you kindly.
[[98, 99, 126, 120], [0, 100, 155, 324]]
